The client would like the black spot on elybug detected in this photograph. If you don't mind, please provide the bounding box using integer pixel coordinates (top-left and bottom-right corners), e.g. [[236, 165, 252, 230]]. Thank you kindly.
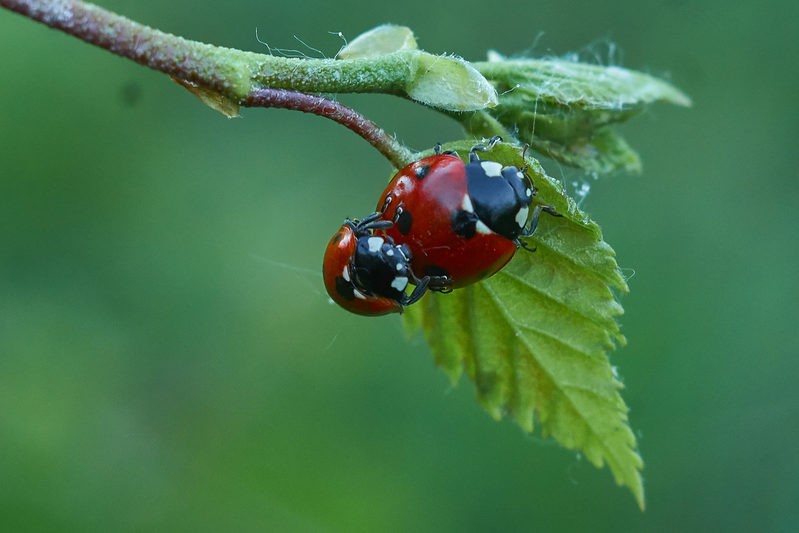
[[335, 276, 355, 300], [415, 164, 431, 179], [451, 210, 477, 239], [332, 232, 344, 244], [396, 210, 412, 235], [424, 264, 450, 278]]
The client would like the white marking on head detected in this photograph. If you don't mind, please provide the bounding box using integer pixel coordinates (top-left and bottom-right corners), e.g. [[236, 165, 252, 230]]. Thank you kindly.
[[367, 236, 384, 253], [395, 263, 403, 271], [386, 249, 394, 256], [391, 276, 408, 292], [353, 289, 367, 300], [516, 206, 529, 228], [476, 220, 493, 235], [526, 188, 532, 197], [480, 161, 503, 177], [517, 171, 525, 180], [342, 265, 350, 282], [461, 194, 474, 213]]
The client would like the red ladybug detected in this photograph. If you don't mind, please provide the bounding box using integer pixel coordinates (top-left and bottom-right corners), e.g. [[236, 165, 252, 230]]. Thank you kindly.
[[322, 213, 440, 315], [375, 137, 558, 288]]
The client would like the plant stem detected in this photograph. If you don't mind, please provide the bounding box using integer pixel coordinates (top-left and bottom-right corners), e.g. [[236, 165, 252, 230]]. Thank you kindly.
[[0, 0, 416, 166], [246, 89, 414, 169], [0, 0, 258, 97], [0, 0, 416, 101]]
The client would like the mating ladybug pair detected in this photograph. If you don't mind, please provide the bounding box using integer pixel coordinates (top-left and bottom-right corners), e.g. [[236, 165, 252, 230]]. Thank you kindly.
[[323, 137, 560, 316]]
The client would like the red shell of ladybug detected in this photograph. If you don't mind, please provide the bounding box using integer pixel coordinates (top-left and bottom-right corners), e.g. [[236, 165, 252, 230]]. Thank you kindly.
[[375, 150, 533, 288]]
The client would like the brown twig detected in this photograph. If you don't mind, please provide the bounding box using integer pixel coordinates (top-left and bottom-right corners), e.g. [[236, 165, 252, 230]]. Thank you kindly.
[[246, 89, 414, 168]]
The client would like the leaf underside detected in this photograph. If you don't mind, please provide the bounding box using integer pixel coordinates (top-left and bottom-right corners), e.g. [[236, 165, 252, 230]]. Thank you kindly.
[[403, 141, 644, 509], [470, 55, 690, 174]]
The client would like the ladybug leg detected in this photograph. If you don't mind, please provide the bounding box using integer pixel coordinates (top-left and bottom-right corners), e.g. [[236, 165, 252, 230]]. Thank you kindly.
[[418, 271, 453, 292], [379, 194, 393, 214], [523, 204, 544, 237], [518, 203, 563, 251], [391, 202, 404, 224], [349, 212, 393, 235], [486, 135, 502, 148], [433, 142, 458, 157], [542, 205, 561, 217], [403, 277, 429, 306], [520, 204, 561, 237], [427, 276, 453, 293], [403, 274, 453, 306], [469, 135, 503, 162], [348, 212, 379, 228]]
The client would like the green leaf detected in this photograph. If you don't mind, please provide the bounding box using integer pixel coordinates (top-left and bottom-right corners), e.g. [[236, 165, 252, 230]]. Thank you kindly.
[[403, 141, 644, 508], [477, 53, 691, 112], [533, 127, 642, 175], [462, 54, 690, 173], [456, 110, 643, 174]]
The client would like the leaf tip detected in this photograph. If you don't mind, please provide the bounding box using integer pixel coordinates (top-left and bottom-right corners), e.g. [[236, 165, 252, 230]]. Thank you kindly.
[[631, 472, 646, 511]]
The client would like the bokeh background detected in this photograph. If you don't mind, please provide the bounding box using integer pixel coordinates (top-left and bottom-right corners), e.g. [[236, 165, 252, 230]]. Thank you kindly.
[[1, 0, 796, 531]]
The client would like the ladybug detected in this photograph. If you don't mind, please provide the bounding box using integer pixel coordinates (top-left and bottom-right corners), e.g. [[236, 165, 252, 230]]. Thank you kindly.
[[375, 137, 559, 288], [322, 213, 441, 316]]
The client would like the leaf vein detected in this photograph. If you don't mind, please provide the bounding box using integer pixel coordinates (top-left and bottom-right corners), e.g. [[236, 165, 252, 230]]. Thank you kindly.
[[497, 268, 622, 329], [480, 281, 640, 488]]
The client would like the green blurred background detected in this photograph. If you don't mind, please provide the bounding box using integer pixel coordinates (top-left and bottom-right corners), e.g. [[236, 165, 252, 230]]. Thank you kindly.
[[1, 1, 796, 531]]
